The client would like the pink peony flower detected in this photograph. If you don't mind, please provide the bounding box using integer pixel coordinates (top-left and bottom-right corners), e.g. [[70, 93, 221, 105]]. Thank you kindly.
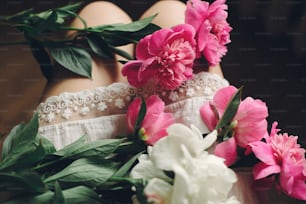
[[127, 95, 175, 145], [251, 122, 306, 200], [122, 24, 196, 90], [200, 85, 268, 165], [185, 0, 232, 65]]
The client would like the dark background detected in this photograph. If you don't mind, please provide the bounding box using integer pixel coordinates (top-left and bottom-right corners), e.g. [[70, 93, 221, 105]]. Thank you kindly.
[[0, 1, 305, 203], [0, 1, 305, 145]]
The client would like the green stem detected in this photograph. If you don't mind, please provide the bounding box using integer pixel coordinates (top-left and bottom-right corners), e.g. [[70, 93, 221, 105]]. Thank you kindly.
[[58, 26, 103, 33]]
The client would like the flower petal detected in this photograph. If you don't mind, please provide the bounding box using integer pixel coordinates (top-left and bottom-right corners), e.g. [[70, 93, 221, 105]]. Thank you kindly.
[[126, 97, 141, 132], [253, 162, 281, 180], [250, 141, 277, 165], [136, 34, 152, 60], [144, 178, 173, 204], [214, 137, 237, 166], [200, 102, 218, 131], [121, 60, 144, 88], [213, 85, 238, 111], [148, 28, 172, 55], [185, 0, 209, 31]]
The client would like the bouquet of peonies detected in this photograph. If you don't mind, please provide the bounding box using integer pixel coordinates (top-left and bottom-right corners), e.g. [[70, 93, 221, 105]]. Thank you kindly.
[[0, 0, 305, 203]]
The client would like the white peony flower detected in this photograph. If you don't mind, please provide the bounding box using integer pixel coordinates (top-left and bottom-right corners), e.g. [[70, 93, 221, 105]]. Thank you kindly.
[[171, 152, 238, 204], [130, 154, 171, 183], [144, 178, 173, 204], [130, 123, 240, 204], [150, 124, 217, 171]]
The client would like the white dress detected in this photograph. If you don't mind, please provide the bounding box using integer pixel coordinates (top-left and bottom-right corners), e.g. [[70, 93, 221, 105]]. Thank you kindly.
[[36, 72, 228, 150], [36, 72, 268, 203]]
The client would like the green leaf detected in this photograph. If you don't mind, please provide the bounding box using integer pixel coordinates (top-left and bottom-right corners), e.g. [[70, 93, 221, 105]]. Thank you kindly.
[[86, 34, 113, 58], [1, 114, 38, 159], [28, 38, 53, 80], [55, 136, 123, 159], [110, 46, 133, 60], [102, 31, 138, 46], [61, 186, 101, 204], [38, 136, 56, 155], [4, 186, 101, 204], [49, 46, 92, 78], [52, 182, 65, 204], [58, 138, 124, 159], [55, 2, 83, 14], [44, 158, 119, 186], [54, 135, 87, 157], [134, 98, 147, 133], [0, 137, 52, 171], [55, 2, 83, 20], [33, 136, 88, 171], [216, 87, 243, 135], [36, 10, 58, 31], [103, 23, 160, 47], [34, 2, 82, 24], [102, 14, 158, 32], [112, 151, 144, 178], [0, 171, 46, 193]]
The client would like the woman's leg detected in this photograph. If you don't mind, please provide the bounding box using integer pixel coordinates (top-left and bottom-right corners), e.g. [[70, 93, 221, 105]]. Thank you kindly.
[[41, 1, 133, 101], [140, 0, 224, 77]]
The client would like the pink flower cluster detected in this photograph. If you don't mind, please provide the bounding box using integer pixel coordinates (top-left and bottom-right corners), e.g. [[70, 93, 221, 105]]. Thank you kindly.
[[122, 0, 232, 91], [199, 85, 306, 200], [200, 85, 269, 166], [127, 95, 175, 145], [251, 122, 306, 200], [122, 24, 196, 90], [185, 0, 232, 65]]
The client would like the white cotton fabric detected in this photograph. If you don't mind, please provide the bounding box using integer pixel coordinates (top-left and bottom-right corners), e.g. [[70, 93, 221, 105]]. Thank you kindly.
[[37, 72, 229, 150]]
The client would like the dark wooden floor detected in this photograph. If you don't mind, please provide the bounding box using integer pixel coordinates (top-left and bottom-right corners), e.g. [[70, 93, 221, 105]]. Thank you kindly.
[[1, 0, 305, 144]]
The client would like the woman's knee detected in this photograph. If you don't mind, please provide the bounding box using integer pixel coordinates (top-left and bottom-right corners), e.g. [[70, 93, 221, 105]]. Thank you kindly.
[[67, 1, 132, 36], [140, 0, 186, 28]]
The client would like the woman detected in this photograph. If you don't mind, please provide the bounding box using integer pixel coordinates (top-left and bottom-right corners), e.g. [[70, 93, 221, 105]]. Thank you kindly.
[[37, 0, 228, 149]]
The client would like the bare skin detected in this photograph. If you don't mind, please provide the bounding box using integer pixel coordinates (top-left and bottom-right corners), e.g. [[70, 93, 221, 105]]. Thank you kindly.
[[41, 0, 224, 101]]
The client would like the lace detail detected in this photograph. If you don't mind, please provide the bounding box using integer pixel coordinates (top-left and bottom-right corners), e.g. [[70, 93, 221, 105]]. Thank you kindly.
[[36, 72, 229, 125]]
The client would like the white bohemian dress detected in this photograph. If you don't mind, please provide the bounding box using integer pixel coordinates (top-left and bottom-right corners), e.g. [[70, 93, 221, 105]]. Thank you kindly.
[[36, 71, 266, 204], [36, 72, 227, 150]]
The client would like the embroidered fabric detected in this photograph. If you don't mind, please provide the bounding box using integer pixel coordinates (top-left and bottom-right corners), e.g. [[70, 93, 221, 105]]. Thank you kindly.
[[37, 72, 229, 149]]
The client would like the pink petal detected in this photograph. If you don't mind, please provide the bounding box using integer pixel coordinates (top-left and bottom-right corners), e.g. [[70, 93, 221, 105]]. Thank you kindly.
[[197, 20, 211, 52], [214, 137, 237, 166], [185, 0, 209, 31], [200, 102, 218, 131], [213, 85, 238, 111], [203, 34, 225, 66], [148, 28, 172, 55], [235, 119, 268, 147], [126, 97, 142, 132], [145, 112, 175, 145], [136, 34, 152, 60], [236, 98, 268, 121], [208, 0, 228, 23], [269, 121, 281, 137], [288, 179, 306, 200], [250, 141, 277, 165], [171, 24, 196, 44], [121, 60, 144, 88], [146, 95, 165, 111], [253, 162, 281, 180], [138, 57, 157, 82], [136, 95, 175, 145]]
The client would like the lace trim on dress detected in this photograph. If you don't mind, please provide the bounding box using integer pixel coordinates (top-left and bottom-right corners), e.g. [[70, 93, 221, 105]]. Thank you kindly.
[[36, 72, 229, 125]]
